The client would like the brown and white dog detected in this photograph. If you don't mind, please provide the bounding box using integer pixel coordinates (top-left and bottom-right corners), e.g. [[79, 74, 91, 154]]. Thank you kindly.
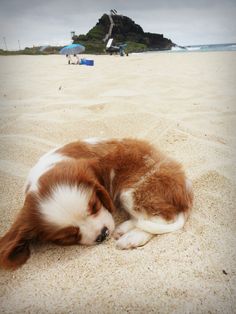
[[0, 138, 193, 270]]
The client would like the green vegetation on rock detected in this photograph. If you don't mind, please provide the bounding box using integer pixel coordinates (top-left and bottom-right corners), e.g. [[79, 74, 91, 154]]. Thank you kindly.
[[73, 14, 174, 53]]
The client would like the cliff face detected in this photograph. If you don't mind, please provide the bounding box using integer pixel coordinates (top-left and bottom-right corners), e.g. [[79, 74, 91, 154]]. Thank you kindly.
[[73, 14, 173, 52]]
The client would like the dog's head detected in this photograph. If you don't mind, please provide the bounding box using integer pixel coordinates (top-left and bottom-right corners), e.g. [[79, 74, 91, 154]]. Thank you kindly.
[[0, 160, 115, 270]]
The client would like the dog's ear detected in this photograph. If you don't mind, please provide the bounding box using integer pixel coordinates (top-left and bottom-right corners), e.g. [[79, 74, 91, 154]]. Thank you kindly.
[[0, 222, 34, 270], [95, 183, 116, 213], [0, 199, 37, 270], [87, 159, 116, 213]]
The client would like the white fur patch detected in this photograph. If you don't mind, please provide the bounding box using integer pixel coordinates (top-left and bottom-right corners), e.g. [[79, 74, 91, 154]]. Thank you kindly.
[[120, 189, 135, 215], [39, 184, 93, 227], [83, 137, 105, 145], [136, 213, 186, 235], [116, 228, 153, 249], [26, 148, 69, 192], [185, 178, 193, 192], [113, 219, 135, 239]]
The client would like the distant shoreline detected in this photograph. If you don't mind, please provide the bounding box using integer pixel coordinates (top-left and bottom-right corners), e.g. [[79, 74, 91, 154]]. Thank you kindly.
[[1, 43, 235, 56]]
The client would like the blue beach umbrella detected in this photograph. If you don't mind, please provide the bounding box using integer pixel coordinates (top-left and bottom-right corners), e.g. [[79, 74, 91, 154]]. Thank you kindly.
[[60, 43, 85, 55]]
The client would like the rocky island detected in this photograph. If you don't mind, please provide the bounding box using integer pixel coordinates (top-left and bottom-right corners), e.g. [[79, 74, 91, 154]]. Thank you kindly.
[[72, 13, 174, 53]]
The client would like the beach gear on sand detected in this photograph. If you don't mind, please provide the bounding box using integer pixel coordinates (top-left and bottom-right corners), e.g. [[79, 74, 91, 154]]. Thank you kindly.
[[60, 44, 94, 66], [60, 44, 85, 55], [80, 59, 94, 66], [84, 59, 94, 66], [105, 38, 128, 56]]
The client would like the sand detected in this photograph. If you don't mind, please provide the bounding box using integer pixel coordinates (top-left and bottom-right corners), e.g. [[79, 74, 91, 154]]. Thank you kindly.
[[0, 52, 235, 314]]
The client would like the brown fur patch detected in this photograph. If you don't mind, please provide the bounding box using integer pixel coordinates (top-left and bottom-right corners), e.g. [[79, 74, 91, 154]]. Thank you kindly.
[[133, 159, 193, 220], [0, 194, 40, 270], [50, 226, 81, 246]]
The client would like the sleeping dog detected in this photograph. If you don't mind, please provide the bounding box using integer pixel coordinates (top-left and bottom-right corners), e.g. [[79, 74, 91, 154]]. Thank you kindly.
[[0, 138, 193, 269]]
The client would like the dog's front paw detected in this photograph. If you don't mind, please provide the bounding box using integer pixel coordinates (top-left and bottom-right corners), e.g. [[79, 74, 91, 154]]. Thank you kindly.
[[116, 229, 153, 250], [113, 229, 124, 240], [113, 220, 135, 240]]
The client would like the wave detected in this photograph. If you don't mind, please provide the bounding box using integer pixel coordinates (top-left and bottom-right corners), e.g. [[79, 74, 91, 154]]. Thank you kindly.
[[171, 46, 187, 51], [171, 43, 236, 53]]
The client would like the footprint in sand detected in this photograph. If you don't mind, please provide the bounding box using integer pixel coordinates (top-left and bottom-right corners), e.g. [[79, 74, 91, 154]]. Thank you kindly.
[[85, 104, 106, 112]]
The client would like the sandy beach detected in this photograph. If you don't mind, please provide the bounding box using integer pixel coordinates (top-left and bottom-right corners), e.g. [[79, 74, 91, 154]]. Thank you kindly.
[[0, 52, 235, 313]]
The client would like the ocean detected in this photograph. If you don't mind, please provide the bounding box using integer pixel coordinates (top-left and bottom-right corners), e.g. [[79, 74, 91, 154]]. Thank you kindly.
[[171, 43, 236, 52]]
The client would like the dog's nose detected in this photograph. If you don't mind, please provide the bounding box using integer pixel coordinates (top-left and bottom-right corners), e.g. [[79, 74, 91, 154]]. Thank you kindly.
[[96, 227, 109, 243]]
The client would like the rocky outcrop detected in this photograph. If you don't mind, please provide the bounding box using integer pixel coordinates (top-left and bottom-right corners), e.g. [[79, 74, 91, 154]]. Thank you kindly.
[[73, 14, 173, 53]]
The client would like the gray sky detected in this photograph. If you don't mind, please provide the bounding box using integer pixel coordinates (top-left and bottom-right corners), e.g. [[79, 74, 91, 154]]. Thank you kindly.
[[0, 0, 236, 50]]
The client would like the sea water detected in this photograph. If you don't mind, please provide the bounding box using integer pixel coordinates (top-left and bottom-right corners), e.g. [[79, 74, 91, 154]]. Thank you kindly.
[[171, 43, 236, 52]]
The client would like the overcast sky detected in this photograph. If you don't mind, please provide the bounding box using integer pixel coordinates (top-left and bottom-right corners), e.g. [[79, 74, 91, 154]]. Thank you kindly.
[[0, 0, 236, 50]]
